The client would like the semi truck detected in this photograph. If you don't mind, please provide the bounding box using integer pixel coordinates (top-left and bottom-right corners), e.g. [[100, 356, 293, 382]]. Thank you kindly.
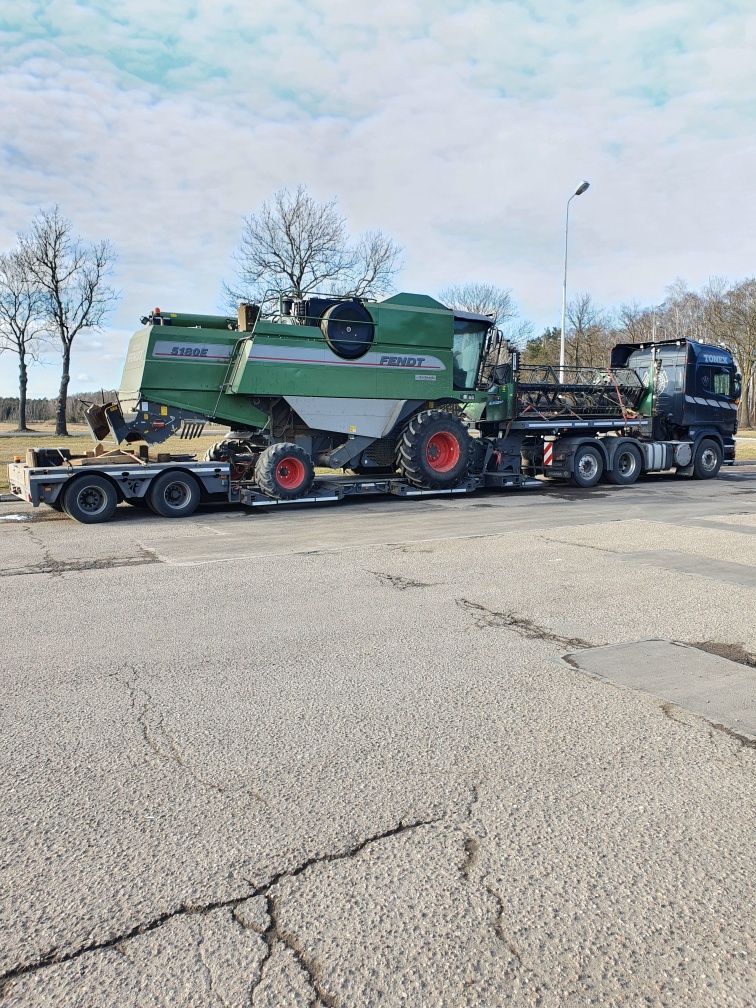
[[7, 292, 741, 523]]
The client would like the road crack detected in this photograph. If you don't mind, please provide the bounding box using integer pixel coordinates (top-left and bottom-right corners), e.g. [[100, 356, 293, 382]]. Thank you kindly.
[[456, 785, 546, 991], [0, 811, 445, 998], [1, 540, 158, 578], [538, 533, 625, 556], [456, 598, 593, 649], [116, 665, 262, 803], [370, 570, 438, 590]]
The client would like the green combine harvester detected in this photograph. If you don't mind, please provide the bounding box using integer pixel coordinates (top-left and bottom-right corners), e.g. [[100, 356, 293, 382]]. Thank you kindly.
[[8, 291, 741, 522]]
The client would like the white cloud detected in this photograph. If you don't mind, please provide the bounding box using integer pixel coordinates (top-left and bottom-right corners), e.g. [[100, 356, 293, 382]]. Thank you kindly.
[[2, 1, 756, 396]]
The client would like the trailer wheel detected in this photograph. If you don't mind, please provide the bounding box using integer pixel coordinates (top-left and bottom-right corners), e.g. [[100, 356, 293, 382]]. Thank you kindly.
[[606, 444, 642, 485], [255, 443, 315, 500], [62, 474, 119, 524], [570, 444, 604, 488], [693, 438, 722, 480], [396, 409, 472, 489], [147, 471, 201, 517]]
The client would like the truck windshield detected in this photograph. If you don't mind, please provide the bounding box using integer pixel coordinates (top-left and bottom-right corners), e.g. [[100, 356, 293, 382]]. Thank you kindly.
[[452, 320, 489, 390]]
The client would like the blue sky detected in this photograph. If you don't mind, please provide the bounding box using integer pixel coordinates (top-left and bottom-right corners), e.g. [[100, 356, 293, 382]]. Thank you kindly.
[[2, 0, 756, 396]]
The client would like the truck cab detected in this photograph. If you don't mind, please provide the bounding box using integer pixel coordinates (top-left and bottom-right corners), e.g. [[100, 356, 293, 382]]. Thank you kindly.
[[610, 338, 739, 461]]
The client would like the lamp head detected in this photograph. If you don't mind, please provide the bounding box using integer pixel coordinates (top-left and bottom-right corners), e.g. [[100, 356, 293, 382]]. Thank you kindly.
[[575, 181, 590, 195]]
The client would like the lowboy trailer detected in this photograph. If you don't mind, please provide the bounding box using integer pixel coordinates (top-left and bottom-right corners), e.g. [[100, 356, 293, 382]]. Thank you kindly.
[[7, 293, 741, 523]]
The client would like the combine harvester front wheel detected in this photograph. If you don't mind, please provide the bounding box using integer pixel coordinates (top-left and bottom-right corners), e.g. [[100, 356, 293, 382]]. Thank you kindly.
[[255, 443, 315, 500]]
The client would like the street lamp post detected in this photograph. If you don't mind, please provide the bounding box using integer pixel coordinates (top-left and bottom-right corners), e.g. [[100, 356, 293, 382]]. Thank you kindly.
[[560, 181, 590, 381]]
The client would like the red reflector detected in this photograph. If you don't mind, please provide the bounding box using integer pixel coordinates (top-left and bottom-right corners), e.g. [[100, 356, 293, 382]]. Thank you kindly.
[[151, 421, 166, 429]]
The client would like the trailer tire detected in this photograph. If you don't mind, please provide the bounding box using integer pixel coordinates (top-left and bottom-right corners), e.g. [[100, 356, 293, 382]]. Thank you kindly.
[[396, 409, 472, 489], [148, 471, 201, 517], [570, 444, 604, 488], [606, 444, 642, 485], [693, 438, 722, 480], [255, 443, 315, 500], [62, 474, 119, 524]]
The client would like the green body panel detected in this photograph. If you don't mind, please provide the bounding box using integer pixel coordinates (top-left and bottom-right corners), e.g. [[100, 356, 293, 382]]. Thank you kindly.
[[119, 324, 268, 428], [117, 293, 484, 432], [228, 295, 454, 400]]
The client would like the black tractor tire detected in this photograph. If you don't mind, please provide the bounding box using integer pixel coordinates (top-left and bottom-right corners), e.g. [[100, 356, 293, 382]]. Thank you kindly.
[[570, 444, 604, 488], [396, 410, 472, 489], [147, 471, 201, 518], [606, 444, 642, 486], [255, 443, 315, 500], [693, 438, 722, 479], [62, 474, 119, 524]]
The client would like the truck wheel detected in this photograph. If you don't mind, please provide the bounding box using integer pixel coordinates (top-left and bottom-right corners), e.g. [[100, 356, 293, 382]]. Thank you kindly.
[[396, 409, 472, 489], [62, 474, 119, 524], [693, 438, 722, 479], [606, 444, 642, 485], [148, 471, 201, 517], [570, 444, 604, 488], [255, 443, 315, 499]]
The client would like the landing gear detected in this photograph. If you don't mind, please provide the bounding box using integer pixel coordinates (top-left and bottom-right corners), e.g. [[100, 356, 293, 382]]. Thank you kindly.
[[396, 410, 472, 489], [255, 443, 315, 499]]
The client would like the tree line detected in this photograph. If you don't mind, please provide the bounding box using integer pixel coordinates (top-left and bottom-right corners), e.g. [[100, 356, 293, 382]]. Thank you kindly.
[[0, 391, 117, 426], [2, 188, 754, 433]]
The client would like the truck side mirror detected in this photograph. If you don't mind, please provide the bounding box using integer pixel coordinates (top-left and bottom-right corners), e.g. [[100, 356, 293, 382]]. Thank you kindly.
[[734, 374, 742, 398]]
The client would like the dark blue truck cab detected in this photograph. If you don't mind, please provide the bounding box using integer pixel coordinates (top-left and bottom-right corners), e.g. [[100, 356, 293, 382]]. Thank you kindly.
[[610, 338, 740, 464]]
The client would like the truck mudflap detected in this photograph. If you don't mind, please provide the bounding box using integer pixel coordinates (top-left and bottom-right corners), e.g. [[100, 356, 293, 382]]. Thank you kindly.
[[84, 400, 205, 446]]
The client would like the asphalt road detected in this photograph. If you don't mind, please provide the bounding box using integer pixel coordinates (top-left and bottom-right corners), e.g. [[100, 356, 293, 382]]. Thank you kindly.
[[1, 467, 755, 1007]]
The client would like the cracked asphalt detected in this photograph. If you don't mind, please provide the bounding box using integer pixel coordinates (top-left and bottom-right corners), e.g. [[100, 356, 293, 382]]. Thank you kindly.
[[1, 467, 755, 1007]]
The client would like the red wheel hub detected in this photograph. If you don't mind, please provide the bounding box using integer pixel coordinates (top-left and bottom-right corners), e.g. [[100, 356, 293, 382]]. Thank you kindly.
[[425, 431, 461, 473], [275, 457, 306, 489]]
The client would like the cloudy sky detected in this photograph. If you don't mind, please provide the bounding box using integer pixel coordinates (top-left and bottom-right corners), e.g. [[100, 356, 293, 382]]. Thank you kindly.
[[1, 0, 755, 396]]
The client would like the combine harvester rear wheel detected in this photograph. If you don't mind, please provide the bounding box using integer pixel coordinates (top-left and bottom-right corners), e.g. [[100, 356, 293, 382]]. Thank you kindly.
[[396, 409, 472, 489]]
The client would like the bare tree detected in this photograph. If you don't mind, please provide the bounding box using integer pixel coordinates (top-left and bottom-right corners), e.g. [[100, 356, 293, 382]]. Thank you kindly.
[[227, 185, 402, 311], [0, 249, 48, 431], [703, 276, 756, 427], [566, 292, 610, 368], [19, 207, 118, 435], [616, 302, 654, 344], [438, 281, 516, 328]]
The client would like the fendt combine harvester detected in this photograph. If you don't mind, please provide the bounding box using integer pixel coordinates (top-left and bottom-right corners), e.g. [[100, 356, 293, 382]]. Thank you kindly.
[[9, 292, 741, 523]]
